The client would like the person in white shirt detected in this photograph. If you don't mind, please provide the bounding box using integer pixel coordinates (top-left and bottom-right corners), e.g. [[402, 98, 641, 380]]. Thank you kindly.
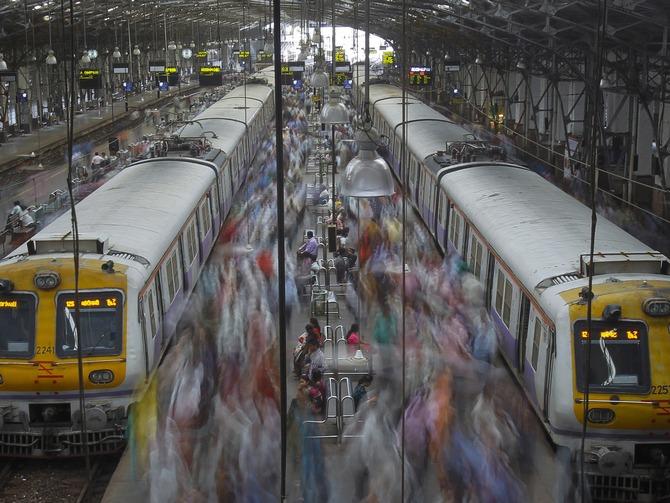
[[90, 152, 104, 168]]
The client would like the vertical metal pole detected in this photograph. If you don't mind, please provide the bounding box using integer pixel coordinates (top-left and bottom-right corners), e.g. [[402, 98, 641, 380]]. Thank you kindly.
[[364, 0, 370, 117], [127, 19, 133, 89], [272, 0, 287, 500]]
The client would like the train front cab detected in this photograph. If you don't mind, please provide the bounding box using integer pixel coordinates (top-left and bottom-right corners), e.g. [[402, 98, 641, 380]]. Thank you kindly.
[[0, 254, 131, 456]]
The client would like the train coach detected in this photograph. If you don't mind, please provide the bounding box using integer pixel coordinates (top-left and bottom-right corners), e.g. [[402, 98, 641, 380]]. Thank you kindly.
[[0, 75, 274, 456], [355, 72, 670, 500]]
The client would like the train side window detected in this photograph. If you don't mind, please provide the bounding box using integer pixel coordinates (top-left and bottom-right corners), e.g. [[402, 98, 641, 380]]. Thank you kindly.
[[531, 317, 543, 370], [211, 187, 220, 216], [163, 247, 181, 305], [448, 208, 461, 249], [183, 217, 198, 266], [495, 267, 513, 328], [469, 234, 484, 280], [439, 191, 448, 226], [198, 197, 212, 240]]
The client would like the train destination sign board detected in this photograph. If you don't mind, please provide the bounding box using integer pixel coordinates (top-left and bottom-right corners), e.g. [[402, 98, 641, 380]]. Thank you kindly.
[[408, 66, 432, 86], [199, 66, 223, 86], [112, 63, 129, 74], [149, 61, 166, 73], [79, 69, 102, 89]]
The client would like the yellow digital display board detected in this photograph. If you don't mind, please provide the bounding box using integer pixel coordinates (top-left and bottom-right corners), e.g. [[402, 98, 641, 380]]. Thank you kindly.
[[79, 69, 101, 79], [0, 300, 18, 309], [199, 66, 222, 75], [281, 64, 292, 75], [238, 50, 250, 59], [335, 49, 345, 63], [164, 66, 178, 74], [580, 328, 639, 340], [197, 50, 208, 58], [382, 51, 395, 65], [65, 297, 118, 309]]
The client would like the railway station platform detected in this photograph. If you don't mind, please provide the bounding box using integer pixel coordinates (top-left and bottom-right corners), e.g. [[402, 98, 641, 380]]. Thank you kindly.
[[0, 81, 198, 174]]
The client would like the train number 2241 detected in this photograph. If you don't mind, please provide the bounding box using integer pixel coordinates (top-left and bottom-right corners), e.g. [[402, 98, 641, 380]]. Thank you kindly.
[[35, 346, 55, 355], [651, 385, 670, 395]]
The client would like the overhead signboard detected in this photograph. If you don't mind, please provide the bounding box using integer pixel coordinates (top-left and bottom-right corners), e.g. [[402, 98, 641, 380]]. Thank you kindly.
[[258, 51, 273, 62], [149, 61, 166, 73], [333, 71, 353, 86], [79, 68, 102, 89], [196, 50, 208, 59], [408, 66, 432, 86], [281, 61, 305, 85], [0, 71, 18, 83], [445, 60, 461, 72], [162, 66, 180, 86], [238, 50, 250, 59], [335, 48, 345, 63], [199, 65, 223, 86], [112, 63, 129, 74], [382, 51, 395, 65]]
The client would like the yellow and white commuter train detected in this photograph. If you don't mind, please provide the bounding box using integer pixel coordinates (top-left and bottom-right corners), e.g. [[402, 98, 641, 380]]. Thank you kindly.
[[354, 70, 670, 501], [0, 71, 274, 456]]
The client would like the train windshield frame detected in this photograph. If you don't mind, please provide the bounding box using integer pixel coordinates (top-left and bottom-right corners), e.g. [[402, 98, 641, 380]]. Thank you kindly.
[[573, 319, 650, 394], [0, 293, 37, 358], [55, 290, 124, 358]]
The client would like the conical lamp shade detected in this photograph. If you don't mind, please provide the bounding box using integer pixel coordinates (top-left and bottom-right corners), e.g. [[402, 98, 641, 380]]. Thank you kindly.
[[340, 128, 395, 197], [320, 93, 349, 124], [310, 70, 330, 88]]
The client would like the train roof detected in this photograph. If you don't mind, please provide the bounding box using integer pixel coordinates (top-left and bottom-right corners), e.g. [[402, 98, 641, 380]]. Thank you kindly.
[[440, 163, 665, 291], [366, 84, 475, 162], [9, 160, 216, 268], [177, 83, 272, 154]]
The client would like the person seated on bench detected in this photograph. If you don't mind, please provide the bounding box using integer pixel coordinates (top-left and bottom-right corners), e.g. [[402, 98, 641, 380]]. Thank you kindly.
[[307, 369, 327, 416], [297, 231, 318, 262]]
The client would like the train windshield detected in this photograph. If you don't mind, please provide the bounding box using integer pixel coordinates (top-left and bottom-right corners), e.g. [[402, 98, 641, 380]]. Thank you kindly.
[[0, 294, 36, 358], [56, 291, 123, 358], [574, 319, 650, 394]]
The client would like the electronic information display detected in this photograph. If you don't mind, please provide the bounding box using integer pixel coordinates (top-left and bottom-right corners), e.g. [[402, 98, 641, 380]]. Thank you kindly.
[[197, 50, 208, 59], [79, 69, 102, 89], [408, 66, 432, 86], [149, 61, 166, 73], [162, 66, 179, 86], [199, 66, 223, 86], [382, 51, 395, 65], [112, 63, 129, 74]]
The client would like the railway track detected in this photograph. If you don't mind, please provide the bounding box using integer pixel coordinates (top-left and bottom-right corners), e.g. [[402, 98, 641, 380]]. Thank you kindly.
[[0, 455, 120, 503]]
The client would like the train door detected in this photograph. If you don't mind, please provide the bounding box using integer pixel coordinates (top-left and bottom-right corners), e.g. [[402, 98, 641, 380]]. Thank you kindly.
[[517, 294, 531, 372], [492, 264, 519, 363], [140, 282, 161, 369], [525, 310, 552, 415]]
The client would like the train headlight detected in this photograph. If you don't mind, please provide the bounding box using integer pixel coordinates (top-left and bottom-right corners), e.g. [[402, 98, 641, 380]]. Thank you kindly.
[[643, 298, 670, 317], [89, 369, 114, 384], [588, 408, 615, 424], [0, 374, 4, 384], [0, 279, 13, 292], [34, 271, 60, 290]]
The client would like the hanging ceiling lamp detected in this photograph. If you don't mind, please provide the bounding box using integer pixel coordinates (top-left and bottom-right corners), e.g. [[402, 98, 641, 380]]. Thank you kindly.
[[112, 46, 121, 58], [133, 45, 141, 56], [340, 125, 395, 197], [190, 40, 196, 48], [168, 40, 177, 50], [87, 49, 98, 60], [310, 67, 330, 88], [46, 49, 57, 65], [0, 53, 7, 71], [320, 89, 349, 124], [80, 51, 91, 64]]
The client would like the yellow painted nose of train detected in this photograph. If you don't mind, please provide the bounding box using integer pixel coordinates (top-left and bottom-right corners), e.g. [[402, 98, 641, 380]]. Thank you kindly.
[[0, 257, 128, 392], [565, 280, 670, 431]]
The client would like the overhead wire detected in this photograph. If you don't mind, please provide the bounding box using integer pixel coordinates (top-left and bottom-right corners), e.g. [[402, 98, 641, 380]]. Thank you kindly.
[[60, 0, 91, 476], [400, 0, 407, 499], [579, 0, 608, 500]]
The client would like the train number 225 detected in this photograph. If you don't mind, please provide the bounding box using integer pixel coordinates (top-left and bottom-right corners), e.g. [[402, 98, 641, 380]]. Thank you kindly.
[[651, 385, 670, 395]]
